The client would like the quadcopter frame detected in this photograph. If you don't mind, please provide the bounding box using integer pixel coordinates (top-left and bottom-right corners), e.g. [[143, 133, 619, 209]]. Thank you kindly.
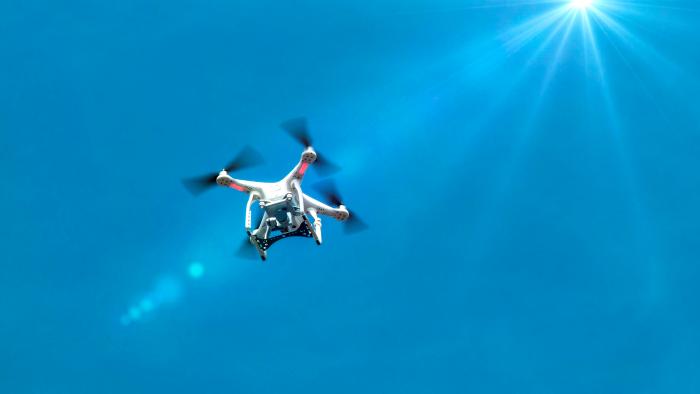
[[216, 147, 349, 260]]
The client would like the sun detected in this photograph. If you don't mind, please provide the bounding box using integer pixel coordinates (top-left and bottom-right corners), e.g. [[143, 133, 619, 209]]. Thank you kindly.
[[569, 0, 594, 10]]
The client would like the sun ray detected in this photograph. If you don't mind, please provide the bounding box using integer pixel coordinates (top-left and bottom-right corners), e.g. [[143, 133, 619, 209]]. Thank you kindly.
[[590, 11, 673, 124], [537, 10, 578, 98], [525, 8, 578, 66], [591, 8, 684, 74], [424, 0, 693, 303], [581, 10, 606, 84], [599, 0, 700, 13], [501, 6, 572, 54], [394, 0, 567, 15]]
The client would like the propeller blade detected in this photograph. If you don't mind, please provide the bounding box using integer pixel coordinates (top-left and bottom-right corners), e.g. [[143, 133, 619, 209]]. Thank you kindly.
[[280, 117, 312, 147], [181, 173, 219, 196], [224, 145, 264, 172], [281, 117, 341, 176], [182, 146, 263, 197], [314, 153, 341, 176], [312, 180, 368, 233], [345, 212, 368, 234], [313, 179, 343, 206]]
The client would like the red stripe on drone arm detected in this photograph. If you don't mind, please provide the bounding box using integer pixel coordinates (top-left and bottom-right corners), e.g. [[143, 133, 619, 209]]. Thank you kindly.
[[298, 162, 309, 176], [229, 183, 246, 192]]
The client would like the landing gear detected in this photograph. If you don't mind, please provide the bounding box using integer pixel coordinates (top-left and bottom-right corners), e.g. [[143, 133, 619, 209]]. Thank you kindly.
[[248, 218, 317, 261], [249, 234, 267, 261], [306, 209, 323, 245]]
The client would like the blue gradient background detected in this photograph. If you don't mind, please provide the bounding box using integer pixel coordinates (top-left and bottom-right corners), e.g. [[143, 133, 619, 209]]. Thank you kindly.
[[2, 0, 700, 393]]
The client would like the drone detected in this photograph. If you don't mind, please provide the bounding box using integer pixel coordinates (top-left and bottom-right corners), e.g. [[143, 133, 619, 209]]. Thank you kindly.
[[182, 118, 366, 261]]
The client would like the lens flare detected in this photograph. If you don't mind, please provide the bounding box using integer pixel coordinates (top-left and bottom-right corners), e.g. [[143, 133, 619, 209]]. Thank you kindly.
[[188, 262, 204, 279], [119, 275, 184, 326], [128, 307, 142, 320], [140, 298, 154, 312]]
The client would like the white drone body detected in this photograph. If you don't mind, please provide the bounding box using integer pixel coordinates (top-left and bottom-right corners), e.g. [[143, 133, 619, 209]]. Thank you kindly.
[[215, 147, 349, 260]]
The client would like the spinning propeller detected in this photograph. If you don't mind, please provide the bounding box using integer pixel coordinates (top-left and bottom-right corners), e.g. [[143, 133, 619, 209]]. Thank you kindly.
[[280, 117, 340, 176], [313, 180, 368, 234], [181, 146, 263, 196]]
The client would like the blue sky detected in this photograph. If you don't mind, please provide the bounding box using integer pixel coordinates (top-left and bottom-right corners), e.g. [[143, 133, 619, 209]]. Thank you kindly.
[[2, 0, 700, 393]]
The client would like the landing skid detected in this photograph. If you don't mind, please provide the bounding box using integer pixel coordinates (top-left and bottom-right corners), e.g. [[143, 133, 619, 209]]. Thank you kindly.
[[303, 214, 321, 245], [249, 234, 267, 261], [250, 216, 317, 260]]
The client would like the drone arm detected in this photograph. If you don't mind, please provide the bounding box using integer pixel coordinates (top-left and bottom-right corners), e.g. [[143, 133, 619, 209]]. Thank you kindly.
[[302, 194, 349, 221], [283, 148, 316, 184], [217, 172, 264, 194]]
